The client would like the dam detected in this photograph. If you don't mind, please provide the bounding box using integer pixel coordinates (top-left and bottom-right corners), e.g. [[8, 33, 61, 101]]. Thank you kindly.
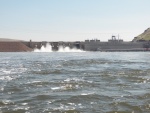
[[84, 36, 150, 51], [22, 35, 150, 52], [0, 36, 150, 52]]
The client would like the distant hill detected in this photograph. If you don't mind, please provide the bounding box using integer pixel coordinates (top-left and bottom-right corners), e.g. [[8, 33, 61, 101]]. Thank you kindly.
[[133, 28, 150, 42], [0, 38, 23, 42]]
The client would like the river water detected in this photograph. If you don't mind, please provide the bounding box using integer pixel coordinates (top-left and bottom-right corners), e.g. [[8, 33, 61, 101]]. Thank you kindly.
[[0, 52, 150, 113]]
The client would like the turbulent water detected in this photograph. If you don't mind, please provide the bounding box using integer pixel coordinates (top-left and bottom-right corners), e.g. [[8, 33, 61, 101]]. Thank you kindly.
[[0, 52, 150, 113], [34, 44, 84, 52]]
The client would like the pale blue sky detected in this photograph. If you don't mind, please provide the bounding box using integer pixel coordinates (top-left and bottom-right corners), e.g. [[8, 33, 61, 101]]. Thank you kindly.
[[0, 0, 150, 41]]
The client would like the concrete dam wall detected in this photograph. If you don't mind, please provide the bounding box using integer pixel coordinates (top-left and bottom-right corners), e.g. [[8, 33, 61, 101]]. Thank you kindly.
[[84, 40, 149, 51], [0, 39, 150, 52], [22, 41, 84, 51], [22, 39, 150, 52]]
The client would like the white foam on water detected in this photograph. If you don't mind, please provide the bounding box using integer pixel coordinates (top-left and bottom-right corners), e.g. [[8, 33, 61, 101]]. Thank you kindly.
[[0, 68, 25, 82], [51, 85, 71, 90], [21, 103, 28, 105], [81, 92, 95, 95], [34, 43, 53, 52], [27, 81, 41, 84], [51, 87, 61, 90], [0, 68, 27, 75], [13, 106, 30, 111], [2, 70, 11, 74], [0, 87, 4, 91], [68, 103, 75, 105], [2, 100, 14, 105], [31, 81, 41, 83], [64, 77, 93, 84], [34, 43, 84, 52], [57, 46, 84, 52], [51, 83, 79, 91], [0, 76, 13, 81]]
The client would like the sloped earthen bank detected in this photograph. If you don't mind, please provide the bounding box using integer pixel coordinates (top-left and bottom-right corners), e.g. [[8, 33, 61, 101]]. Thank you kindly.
[[0, 42, 33, 52]]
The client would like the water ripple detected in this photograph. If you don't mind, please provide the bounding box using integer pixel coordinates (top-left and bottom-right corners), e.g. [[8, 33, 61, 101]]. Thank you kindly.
[[0, 52, 150, 113]]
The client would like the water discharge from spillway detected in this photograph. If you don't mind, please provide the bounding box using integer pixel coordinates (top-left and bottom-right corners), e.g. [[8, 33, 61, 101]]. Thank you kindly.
[[34, 43, 53, 52], [34, 43, 84, 52]]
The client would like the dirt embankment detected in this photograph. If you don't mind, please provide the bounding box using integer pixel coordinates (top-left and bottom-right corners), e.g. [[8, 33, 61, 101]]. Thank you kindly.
[[0, 42, 32, 52]]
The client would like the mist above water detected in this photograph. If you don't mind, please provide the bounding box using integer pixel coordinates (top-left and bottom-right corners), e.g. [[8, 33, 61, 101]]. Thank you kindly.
[[34, 43, 84, 52]]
